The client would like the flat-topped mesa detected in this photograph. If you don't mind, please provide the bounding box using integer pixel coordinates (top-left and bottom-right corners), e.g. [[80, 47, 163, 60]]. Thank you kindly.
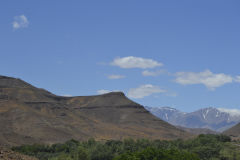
[[0, 75, 34, 88], [101, 91, 125, 97], [66, 91, 141, 108]]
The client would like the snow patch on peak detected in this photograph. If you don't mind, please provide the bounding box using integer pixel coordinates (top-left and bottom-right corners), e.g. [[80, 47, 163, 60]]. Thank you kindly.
[[216, 111, 220, 117], [202, 108, 211, 119], [165, 113, 168, 120], [203, 107, 216, 111], [217, 108, 240, 117], [158, 107, 181, 113]]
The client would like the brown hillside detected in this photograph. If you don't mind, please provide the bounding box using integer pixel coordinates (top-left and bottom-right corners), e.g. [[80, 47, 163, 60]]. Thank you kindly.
[[0, 75, 191, 146], [223, 123, 240, 139]]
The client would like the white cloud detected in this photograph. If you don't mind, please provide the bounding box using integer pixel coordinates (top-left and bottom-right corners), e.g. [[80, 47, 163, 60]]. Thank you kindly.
[[234, 76, 240, 83], [62, 94, 72, 97], [108, 74, 125, 79], [13, 15, 29, 29], [175, 70, 233, 90], [97, 89, 111, 94], [127, 84, 166, 99], [218, 108, 240, 116], [142, 70, 166, 76], [111, 56, 163, 69]]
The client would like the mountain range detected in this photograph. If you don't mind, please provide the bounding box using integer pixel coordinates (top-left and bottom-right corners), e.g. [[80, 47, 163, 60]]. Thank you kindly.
[[145, 106, 240, 132], [0, 75, 190, 146]]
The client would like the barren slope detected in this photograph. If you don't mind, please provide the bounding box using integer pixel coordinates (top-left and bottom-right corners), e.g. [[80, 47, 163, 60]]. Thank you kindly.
[[0, 75, 191, 146], [223, 123, 240, 139]]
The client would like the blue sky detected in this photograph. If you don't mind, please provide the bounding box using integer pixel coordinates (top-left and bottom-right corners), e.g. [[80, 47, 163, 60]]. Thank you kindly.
[[1, 0, 240, 112]]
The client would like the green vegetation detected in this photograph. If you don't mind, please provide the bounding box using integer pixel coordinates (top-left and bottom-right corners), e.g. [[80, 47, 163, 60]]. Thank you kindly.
[[12, 134, 240, 160]]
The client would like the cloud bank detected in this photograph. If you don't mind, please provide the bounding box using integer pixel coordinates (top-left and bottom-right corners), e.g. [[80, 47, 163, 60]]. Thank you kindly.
[[218, 108, 240, 116]]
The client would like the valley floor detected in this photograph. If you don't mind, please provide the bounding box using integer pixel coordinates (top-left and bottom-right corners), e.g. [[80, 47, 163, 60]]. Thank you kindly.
[[11, 134, 240, 160], [0, 147, 38, 160]]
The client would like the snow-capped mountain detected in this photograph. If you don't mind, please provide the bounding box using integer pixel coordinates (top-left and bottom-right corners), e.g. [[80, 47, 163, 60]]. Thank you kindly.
[[145, 107, 240, 132]]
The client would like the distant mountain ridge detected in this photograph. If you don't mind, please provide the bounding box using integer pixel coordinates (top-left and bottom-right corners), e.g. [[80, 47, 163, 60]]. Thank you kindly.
[[0, 75, 190, 146], [145, 106, 240, 132]]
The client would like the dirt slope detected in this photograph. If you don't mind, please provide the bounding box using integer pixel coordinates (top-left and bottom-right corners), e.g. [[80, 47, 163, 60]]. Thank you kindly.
[[0, 75, 191, 146]]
